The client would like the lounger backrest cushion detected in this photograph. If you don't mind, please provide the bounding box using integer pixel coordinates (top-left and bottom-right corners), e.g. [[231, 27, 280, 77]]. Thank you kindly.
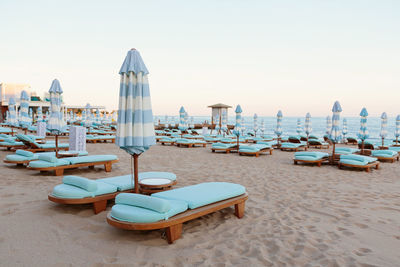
[[153, 182, 246, 209], [38, 154, 58, 163], [63, 176, 98, 192], [16, 150, 34, 157], [67, 155, 117, 164], [295, 152, 328, 158], [116, 193, 171, 213]]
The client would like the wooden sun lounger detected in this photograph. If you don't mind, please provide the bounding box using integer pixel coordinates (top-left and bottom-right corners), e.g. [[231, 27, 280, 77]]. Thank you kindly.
[[87, 138, 115, 144], [176, 142, 206, 148], [18, 139, 69, 152], [238, 147, 273, 157], [308, 141, 329, 149], [106, 193, 248, 244], [338, 161, 380, 172], [48, 189, 133, 214], [211, 146, 238, 154], [160, 140, 175, 146], [3, 159, 33, 166], [293, 158, 328, 167], [280, 146, 307, 152], [0, 144, 26, 151], [27, 159, 119, 176], [375, 155, 399, 163]]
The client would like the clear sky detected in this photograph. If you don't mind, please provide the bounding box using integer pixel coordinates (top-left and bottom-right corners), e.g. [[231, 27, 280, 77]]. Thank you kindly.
[[0, 0, 399, 117]]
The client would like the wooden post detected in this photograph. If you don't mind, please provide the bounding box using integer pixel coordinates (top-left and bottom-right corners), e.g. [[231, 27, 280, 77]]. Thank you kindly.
[[331, 142, 336, 165], [361, 140, 365, 155], [133, 154, 139, 194], [55, 135, 59, 158]]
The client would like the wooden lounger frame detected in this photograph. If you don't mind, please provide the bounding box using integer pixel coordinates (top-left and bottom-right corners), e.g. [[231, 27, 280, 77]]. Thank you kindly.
[[18, 139, 70, 152], [176, 142, 206, 148], [238, 148, 273, 157], [87, 138, 115, 144], [160, 140, 175, 146], [308, 141, 329, 149], [27, 159, 119, 176], [106, 193, 248, 244], [375, 155, 399, 163], [0, 144, 26, 151], [48, 190, 133, 214], [346, 138, 357, 145], [293, 158, 328, 167], [338, 161, 380, 172], [280, 146, 308, 152], [211, 146, 238, 154]]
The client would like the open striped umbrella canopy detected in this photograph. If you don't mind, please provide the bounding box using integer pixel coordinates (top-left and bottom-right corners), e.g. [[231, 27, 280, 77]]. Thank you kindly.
[[47, 79, 65, 134], [304, 113, 312, 135], [296, 118, 302, 135], [116, 48, 155, 155], [274, 110, 283, 137], [178, 106, 186, 131], [19, 90, 31, 128], [395, 115, 400, 138], [326, 116, 332, 135], [233, 105, 242, 136], [329, 101, 342, 143], [342, 118, 348, 137], [358, 107, 369, 141], [380, 112, 388, 139], [221, 110, 228, 132], [8, 97, 18, 126], [37, 106, 43, 122], [253, 114, 258, 134]]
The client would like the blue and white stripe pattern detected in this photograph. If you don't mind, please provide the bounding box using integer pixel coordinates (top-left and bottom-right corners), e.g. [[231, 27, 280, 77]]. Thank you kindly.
[[260, 119, 264, 134], [358, 107, 369, 141], [241, 117, 245, 135], [184, 112, 189, 130], [342, 118, 348, 138], [19, 90, 31, 128], [178, 106, 186, 131], [233, 105, 242, 136], [253, 113, 258, 135], [116, 49, 155, 155], [395, 115, 400, 138], [8, 97, 18, 126], [37, 106, 43, 122], [274, 110, 283, 137], [82, 109, 86, 124], [296, 118, 302, 135], [326, 116, 332, 135], [380, 112, 388, 139], [304, 113, 312, 135], [329, 101, 342, 143], [221, 110, 228, 133], [29, 108, 33, 120], [47, 79, 65, 134]]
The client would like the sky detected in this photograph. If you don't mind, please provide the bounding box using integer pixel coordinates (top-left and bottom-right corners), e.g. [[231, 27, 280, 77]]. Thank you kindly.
[[0, 0, 399, 117]]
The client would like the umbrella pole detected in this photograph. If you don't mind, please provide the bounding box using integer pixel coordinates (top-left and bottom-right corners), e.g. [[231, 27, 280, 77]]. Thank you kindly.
[[11, 127, 14, 136], [382, 137, 384, 147], [306, 134, 309, 148], [361, 140, 364, 155], [55, 135, 59, 158], [331, 142, 336, 165], [237, 135, 239, 151], [133, 154, 139, 193]]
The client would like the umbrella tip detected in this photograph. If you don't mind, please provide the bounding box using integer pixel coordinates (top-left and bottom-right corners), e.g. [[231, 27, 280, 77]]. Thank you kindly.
[[131, 48, 136, 50]]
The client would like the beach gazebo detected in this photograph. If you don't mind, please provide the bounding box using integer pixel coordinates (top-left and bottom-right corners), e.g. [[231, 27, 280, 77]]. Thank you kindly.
[[208, 103, 232, 132]]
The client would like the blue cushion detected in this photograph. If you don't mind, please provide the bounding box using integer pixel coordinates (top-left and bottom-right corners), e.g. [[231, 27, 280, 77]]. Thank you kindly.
[[99, 175, 135, 191], [295, 152, 328, 160], [38, 154, 58, 163], [281, 143, 301, 148], [28, 158, 70, 168], [335, 147, 359, 154], [36, 143, 69, 149], [389, 146, 400, 152], [116, 193, 171, 213], [5, 154, 37, 162], [340, 154, 377, 165], [212, 143, 235, 149], [153, 182, 246, 209], [52, 181, 117, 199], [66, 155, 117, 165], [371, 150, 397, 157], [15, 150, 34, 157], [63, 176, 98, 192]]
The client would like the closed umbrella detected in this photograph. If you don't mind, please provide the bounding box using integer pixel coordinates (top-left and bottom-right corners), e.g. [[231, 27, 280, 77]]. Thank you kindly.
[[85, 103, 92, 128], [29, 108, 33, 122], [19, 90, 32, 132], [8, 97, 18, 135], [274, 110, 283, 146], [190, 116, 195, 129], [329, 101, 342, 163], [395, 115, 400, 145], [96, 109, 101, 125], [116, 49, 155, 193], [260, 119, 265, 136], [304, 113, 312, 146], [380, 112, 388, 147], [358, 107, 369, 154], [326, 116, 332, 136], [342, 118, 348, 143], [47, 79, 65, 157], [233, 105, 242, 148], [241, 117, 245, 136], [296, 118, 302, 135], [6, 111, 9, 123], [253, 114, 258, 137], [221, 110, 228, 135], [178, 106, 186, 134]]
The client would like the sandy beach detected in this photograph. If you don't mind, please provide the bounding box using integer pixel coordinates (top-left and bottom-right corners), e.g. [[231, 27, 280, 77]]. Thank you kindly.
[[1, 140, 399, 266]]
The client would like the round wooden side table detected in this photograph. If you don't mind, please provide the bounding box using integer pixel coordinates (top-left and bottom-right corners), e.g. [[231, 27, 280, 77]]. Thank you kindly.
[[139, 178, 177, 194]]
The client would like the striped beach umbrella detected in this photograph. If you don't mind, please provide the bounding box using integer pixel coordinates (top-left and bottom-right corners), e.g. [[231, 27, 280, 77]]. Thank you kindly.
[[253, 114, 258, 136], [221, 110, 228, 134], [29, 108, 33, 121], [304, 113, 312, 145], [358, 107, 369, 154], [178, 106, 186, 132], [326, 116, 332, 136], [47, 79, 65, 156], [241, 117, 245, 136], [190, 116, 195, 129], [342, 118, 348, 142], [233, 105, 242, 137], [274, 110, 283, 144], [260, 119, 265, 135], [37, 106, 43, 122], [184, 112, 189, 130], [6, 111, 9, 123], [116, 49, 155, 193], [296, 118, 302, 135], [395, 115, 400, 145], [329, 101, 342, 162], [19, 90, 31, 129], [380, 112, 388, 146], [8, 97, 18, 128]]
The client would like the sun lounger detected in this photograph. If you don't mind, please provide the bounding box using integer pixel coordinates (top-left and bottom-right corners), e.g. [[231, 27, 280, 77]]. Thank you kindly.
[[280, 142, 307, 152], [175, 138, 207, 148], [307, 139, 330, 149], [370, 150, 399, 163], [0, 138, 25, 150], [293, 152, 329, 166], [16, 134, 69, 152], [106, 182, 248, 244], [334, 147, 359, 155], [27, 154, 119, 176], [159, 137, 177, 146], [211, 142, 238, 153], [358, 140, 376, 150], [86, 135, 115, 143], [288, 136, 302, 143], [238, 144, 273, 157], [4, 150, 88, 166], [346, 137, 358, 145], [48, 172, 177, 214], [338, 154, 379, 172]]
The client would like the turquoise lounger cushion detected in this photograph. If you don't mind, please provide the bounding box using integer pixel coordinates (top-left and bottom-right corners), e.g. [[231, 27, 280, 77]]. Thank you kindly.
[[239, 146, 259, 152], [294, 152, 328, 160], [16, 150, 34, 157], [35, 142, 69, 149], [371, 150, 397, 157], [38, 154, 58, 163], [212, 143, 235, 149], [116, 193, 171, 213], [389, 146, 400, 152], [66, 155, 117, 165], [340, 154, 377, 166], [63, 176, 98, 192], [153, 182, 246, 209], [110, 198, 188, 223], [5, 154, 37, 162], [281, 143, 301, 148], [52, 181, 117, 199], [28, 158, 70, 168], [335, 147, 359, 154], [253, 144, 270, 150], [99, 175, 134, 191]]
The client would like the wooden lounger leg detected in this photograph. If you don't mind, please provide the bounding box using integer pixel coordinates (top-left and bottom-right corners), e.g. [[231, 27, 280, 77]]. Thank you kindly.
[[93, 199, 107, 214], [105, 162, 112, 172], [235, 201, 245, 218], [376, 164, 379, 170], [270, 150, 273, 155], [89, 165, 95, 169], [366, 167, 370, 172], [294, 160, 298, 165], [17, 163, 24, 167], [54, 169, 64, 176], [317, 162, 322, 167], [166, 223, 182, 244]]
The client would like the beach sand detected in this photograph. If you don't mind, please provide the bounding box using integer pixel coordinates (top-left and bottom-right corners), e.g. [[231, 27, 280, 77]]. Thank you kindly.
[[1, 141, 399, 266]]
